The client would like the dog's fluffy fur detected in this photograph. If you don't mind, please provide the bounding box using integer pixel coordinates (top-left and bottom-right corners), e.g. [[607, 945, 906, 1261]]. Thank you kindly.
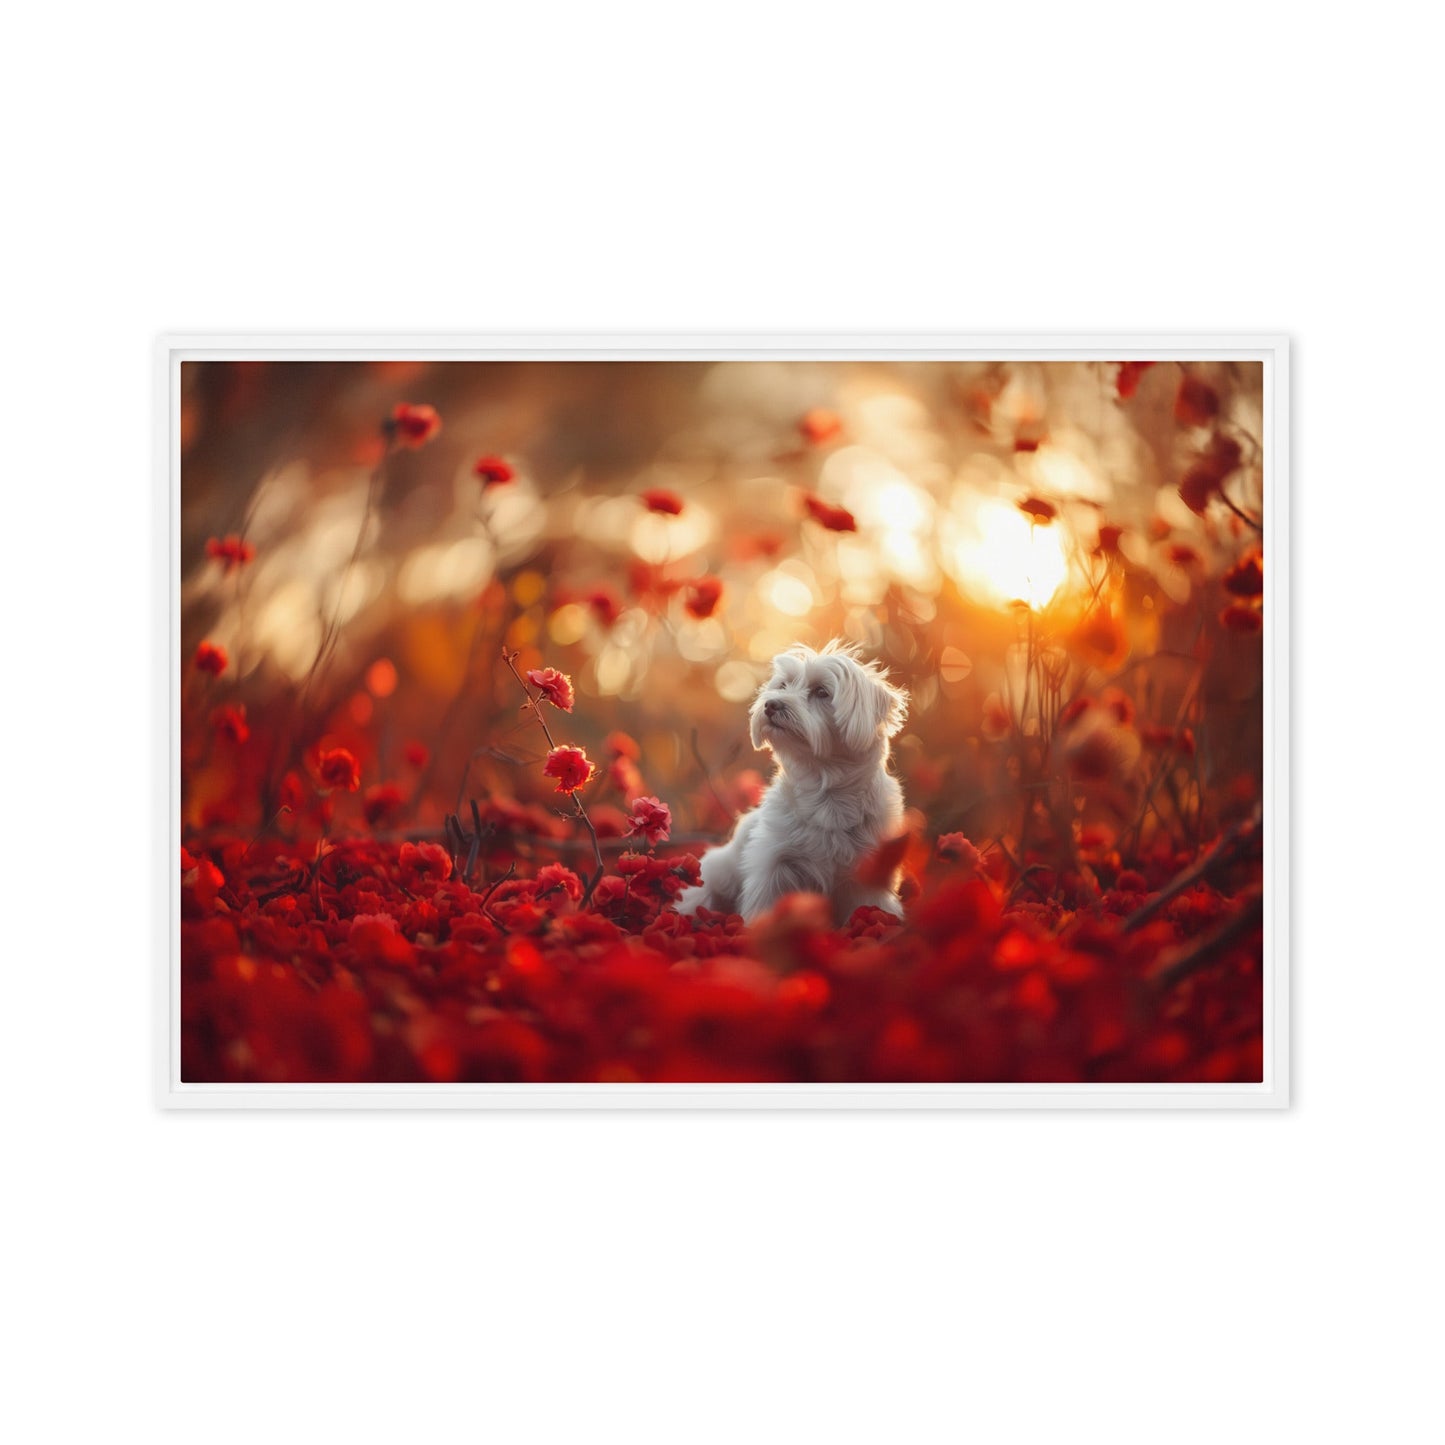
[[676, 641, 909, 924]]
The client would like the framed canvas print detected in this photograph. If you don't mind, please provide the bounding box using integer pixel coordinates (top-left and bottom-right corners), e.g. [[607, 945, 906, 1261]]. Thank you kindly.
[[159, 335, 1288, 1108]]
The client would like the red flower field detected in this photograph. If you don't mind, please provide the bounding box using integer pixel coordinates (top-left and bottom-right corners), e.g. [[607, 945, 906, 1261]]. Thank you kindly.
[[178, 358, 1267, 1085]]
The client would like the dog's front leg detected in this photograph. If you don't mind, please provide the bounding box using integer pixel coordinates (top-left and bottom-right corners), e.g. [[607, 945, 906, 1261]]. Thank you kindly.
[[737, 855, 821, 921], [675, 814, 755, 917]]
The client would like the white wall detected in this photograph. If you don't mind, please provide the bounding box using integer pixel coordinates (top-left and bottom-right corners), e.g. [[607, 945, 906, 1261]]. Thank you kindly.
[[5, 4, 1440, 1442]]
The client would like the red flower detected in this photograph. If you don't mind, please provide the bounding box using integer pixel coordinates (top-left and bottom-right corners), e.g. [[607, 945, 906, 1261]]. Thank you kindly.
[[802, 494, 857, 532], [526, 667, 576, 712], [609, 754, 644, 800], [937, 832, 985, 874], [605, 731, 640, 760], [1141, 724, 1195, 756], [390, 402, 441, 448], [1179, 433, 1244, 515], [543, 745, 595, 794], [684, 576, 724, 620], [212, 704, 249, 744], [585, 587, 622, 627], [349, 912, 416, 967], [279, 770, 307, 813], [181, 850, 224, 910], [640, 488, 684, 515], [1166, 542, 1202, 568], [535, 863, 584, 904], [205, 535, 255, 570], [778, 971, 831, 1012], [399, 841, 452, 890], [363, 782, 406, 827], [194, 640, 228, 675], [1100, 687, 1135, 726], [474, 454, 516, 487], [316, 747, 361, 793], [799, 407, 843, 445], [1073, 609, 1124, 662], [1175, 374, 1220, 428], [625, 795, 672, 845], [981, 693, 1012, 740], [1221, 603, 1263, 634], [403, 740, 429, 770], [587, 804, 631, 838], [730, 531, 785, 562], [1018, 496, 1057, 524], [1061, 709, 1142, 783], [1096, 524, 1124, 557], [1115, 361, 1155, 400], [1223, 551, 1264, 597]]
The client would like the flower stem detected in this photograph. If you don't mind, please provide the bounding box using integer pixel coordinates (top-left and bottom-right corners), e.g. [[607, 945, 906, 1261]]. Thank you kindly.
[[501, 648, 606, 902]]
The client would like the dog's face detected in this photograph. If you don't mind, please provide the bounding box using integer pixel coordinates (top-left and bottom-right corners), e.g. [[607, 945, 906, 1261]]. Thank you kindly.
[[749, 643, 908, 766]]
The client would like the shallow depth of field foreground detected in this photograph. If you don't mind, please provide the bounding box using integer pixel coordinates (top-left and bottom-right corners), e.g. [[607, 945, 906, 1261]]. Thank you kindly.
[[179, 358, 1266, 1084]]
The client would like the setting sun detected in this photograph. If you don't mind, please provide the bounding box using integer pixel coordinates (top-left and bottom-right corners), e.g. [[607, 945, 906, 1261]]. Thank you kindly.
[[948, 499, 1071, 609]]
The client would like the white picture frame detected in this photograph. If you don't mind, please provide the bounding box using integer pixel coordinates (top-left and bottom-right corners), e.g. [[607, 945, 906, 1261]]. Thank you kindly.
[[158, 334, 1289, 1109]]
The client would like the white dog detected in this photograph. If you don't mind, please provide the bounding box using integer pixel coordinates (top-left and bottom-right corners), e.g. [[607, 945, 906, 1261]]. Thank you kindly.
[[676, 641, 910, 924]]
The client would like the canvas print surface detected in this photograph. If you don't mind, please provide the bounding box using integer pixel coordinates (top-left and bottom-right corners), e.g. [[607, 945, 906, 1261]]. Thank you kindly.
[[177, 357, 1268, 1086]]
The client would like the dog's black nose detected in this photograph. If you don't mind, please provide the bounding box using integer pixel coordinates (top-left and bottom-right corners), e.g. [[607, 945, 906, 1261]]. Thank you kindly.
[[764, 699, 783, 720]]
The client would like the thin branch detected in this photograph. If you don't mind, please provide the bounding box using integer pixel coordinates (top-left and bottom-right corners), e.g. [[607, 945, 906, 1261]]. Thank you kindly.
[[1123, 803, 1262, 933], [1152, 888, 1263, 991], [297, 445, 391, 716], [1218, 483, 1263, 534], [690, 727, 732, 823]]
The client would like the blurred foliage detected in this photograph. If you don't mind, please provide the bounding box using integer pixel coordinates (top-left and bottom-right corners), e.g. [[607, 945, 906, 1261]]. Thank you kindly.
[[181, 357, 1263, 867]]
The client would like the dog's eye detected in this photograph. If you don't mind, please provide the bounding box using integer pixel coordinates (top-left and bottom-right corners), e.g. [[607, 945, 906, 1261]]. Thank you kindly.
[[810, 686, 830, 702]]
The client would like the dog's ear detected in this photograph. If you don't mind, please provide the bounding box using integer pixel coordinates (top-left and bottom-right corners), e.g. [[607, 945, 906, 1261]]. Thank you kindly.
[[877, 672, 909, 738], [839, 661, 909, 753]]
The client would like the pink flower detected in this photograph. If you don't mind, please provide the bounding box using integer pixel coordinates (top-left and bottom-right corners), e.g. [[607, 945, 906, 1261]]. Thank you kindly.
[[526, 667, 575, 712], [543, 746, 595, 794], [625, 795, 672, 846]]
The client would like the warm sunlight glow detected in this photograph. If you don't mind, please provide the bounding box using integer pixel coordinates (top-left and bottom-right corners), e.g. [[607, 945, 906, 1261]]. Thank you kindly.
[[761, 567, 815, 617], [948, 500, 1071, 610]]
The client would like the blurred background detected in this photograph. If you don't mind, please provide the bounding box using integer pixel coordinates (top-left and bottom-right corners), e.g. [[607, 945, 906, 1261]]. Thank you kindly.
[[180, 357, 1264, 871]]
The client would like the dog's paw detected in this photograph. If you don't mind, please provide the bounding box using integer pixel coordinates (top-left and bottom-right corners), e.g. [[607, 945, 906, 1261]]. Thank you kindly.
[[674, 885, 706, 917]]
